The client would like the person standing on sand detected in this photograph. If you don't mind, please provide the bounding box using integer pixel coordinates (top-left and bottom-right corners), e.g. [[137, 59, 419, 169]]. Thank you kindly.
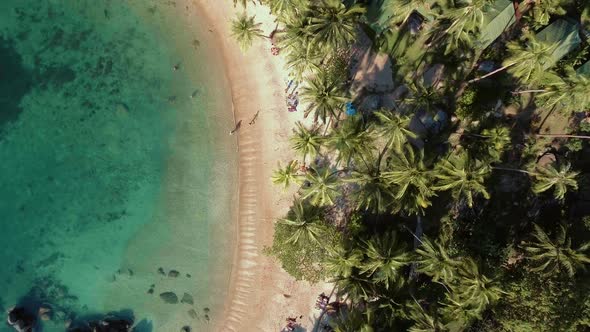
[[249, 110, 260, 125], [230, 120, 242, 135]]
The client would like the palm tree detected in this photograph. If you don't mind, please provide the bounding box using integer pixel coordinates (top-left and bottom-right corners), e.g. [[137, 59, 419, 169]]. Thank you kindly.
[[383, 0, 441, 26], [433, 0, 492, 55], [445, 258, 504, 317], [360, 232, 411, 290], [502, 32, 557, 85], [374, 110, 416, 153], [284, 45, 322, 81], [271, 160, 300, 189], [262, 0, 309, 21], [433, 151, 491, 207], [522, 224, 590, 277], [306, 0, 366, 52], [536, 68, 590, 115], [382, 144, 435, 216], [230, 13, 265, 52], [278, 198, 324, 246], [531, 163, 578, 200], [480, 126, 510, 161], [407, 299, 446, 332], [290, 121, 323, 163], [415, 236, 461, 284], [468, 33, 556, 85], [530, 0, 573, 28], [276, 15, 313, 54], [326, 117, 374, 167], [300, 166, 341, 206], [347, 165, 395, 214], [325, 244, 363, 279], [301, 70, 349, 124]]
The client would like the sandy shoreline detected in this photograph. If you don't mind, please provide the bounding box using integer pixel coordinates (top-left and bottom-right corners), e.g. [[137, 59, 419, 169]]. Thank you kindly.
[[187, 1, 332, 331]]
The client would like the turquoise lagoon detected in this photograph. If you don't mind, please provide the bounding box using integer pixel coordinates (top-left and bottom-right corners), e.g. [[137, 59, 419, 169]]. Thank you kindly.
[[0, 1, 237, 330]]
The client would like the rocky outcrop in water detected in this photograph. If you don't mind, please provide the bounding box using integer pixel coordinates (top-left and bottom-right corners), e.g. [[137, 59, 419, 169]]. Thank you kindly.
[[180, 293, 193, 305], [159, 292, 178, 304], [7, 306, 36, 332], [167, 270, 179, 278]]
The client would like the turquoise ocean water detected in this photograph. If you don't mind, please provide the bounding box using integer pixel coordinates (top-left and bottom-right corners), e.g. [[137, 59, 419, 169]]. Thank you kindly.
[[0, 1, 237, 330]]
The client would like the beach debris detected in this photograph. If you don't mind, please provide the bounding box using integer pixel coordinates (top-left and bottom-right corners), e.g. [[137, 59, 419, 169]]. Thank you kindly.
[[249, 110, 260, 125], [159, 292, 179, 304], [230, 120, 242, 135], [187, 309, 198, 319], [168, 270, 180, 278], [283, 294, 291, 298], [181, 293, 194, 305], [157, 267, 166, 275], [181, 326, 191, 332]]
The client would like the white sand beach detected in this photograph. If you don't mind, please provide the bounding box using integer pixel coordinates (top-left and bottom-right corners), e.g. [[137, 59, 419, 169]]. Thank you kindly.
[[187, 1, 333, 331]]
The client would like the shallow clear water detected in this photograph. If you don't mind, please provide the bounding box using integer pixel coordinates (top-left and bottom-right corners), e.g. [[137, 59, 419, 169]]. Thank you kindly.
[[0, 1, 236, 331]]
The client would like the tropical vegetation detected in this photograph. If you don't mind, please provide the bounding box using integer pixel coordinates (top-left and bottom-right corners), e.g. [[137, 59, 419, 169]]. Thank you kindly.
[[231, 0, 590, 330]]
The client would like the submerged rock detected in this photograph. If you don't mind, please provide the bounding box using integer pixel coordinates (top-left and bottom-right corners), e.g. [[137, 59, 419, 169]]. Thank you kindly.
[[181, 326, 191, 332], [187, 309, 198, 319], [180, 293, 193, 305], [7, 306, 36, 331], [159, 292, 178, 304], [168, 270, 180, 278], [157, 267, 165, 275]]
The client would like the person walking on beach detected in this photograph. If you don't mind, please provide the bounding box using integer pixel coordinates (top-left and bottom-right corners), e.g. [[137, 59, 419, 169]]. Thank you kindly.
[[230, 120, 242, 135], [249, 110, 260, 125]]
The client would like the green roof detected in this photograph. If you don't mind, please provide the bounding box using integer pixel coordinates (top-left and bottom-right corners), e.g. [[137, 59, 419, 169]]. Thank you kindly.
[[366, 0, 392, 35], [477, 0, 515, 50], [536, 19, 582, 69], [578, 60, 590, 76], [366, 0, 435, 35]]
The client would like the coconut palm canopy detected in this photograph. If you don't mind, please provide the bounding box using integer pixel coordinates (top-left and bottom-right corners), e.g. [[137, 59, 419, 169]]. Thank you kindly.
[[260, 1, 590, 331]]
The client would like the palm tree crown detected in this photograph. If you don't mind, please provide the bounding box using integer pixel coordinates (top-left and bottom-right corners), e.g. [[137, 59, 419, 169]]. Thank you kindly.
[[301, 71, 349, 123], [374, 110, 416, 153], [290, 121, 323, 163], [383, 145, 435, 215], [230, 13, 265, 52], [415, 236, 461, 283], [360, 232, 411, 289], [307, 0, 366, 52], [433, 151, 491, 207], [531, 163, 578, 200], [300, 166, 341, 206], [278, 198, 325, 246], [523, 224, 590, 277]]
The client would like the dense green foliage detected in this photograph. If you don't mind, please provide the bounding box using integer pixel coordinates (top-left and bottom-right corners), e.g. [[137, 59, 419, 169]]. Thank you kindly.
[[232, 0, 590, 331]]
